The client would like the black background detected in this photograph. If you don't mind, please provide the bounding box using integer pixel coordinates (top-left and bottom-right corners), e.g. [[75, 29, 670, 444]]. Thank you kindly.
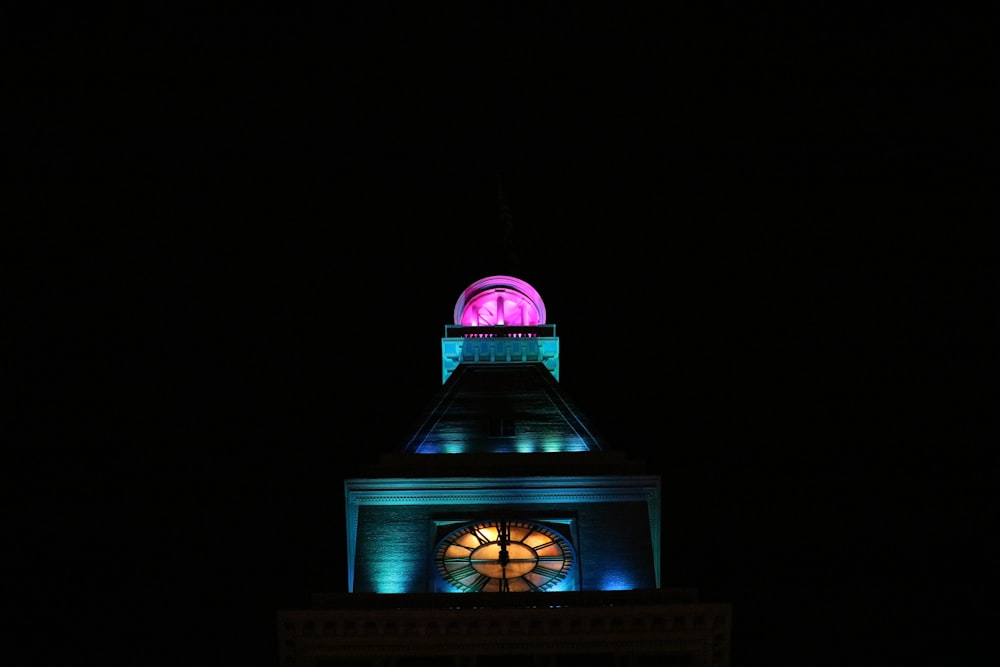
[[7, 3, 989, 667]]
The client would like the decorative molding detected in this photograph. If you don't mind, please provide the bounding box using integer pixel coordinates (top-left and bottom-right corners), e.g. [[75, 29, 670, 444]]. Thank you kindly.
[[278, 602, 730, 664], [346, 475, 661, 493], [349, 490, 656, 506]]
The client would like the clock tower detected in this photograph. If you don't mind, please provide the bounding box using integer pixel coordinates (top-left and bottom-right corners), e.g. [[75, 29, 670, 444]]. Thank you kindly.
[[277, 275, 731, 666]]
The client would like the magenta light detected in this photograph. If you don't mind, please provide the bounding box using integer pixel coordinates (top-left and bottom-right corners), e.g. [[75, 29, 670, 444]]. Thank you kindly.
[[453, 275, 546, 327]]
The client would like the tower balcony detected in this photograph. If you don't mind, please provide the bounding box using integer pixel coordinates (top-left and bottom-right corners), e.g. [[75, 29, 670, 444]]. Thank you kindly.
[[442, 325, 559, 383]]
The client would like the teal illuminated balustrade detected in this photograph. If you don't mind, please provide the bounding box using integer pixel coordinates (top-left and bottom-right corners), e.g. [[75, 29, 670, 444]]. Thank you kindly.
[[441, 325, 560, 383]]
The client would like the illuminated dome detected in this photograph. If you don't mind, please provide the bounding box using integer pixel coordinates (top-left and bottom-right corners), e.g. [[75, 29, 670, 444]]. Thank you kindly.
[[453, 275, 546, 327]]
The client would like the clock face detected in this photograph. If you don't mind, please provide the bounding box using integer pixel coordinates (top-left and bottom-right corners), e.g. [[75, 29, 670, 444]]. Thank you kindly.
[[435, 519, 574, 592]]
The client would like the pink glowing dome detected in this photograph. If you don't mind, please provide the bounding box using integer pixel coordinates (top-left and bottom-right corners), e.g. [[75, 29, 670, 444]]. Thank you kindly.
[[453, 275, 547, 327]]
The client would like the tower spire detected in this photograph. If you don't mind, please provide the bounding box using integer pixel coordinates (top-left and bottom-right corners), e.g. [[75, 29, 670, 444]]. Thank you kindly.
[[497, 174, 520, 271]]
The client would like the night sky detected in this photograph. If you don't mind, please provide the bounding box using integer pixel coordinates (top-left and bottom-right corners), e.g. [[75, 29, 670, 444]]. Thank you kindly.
[[9, 4, 988, 667]]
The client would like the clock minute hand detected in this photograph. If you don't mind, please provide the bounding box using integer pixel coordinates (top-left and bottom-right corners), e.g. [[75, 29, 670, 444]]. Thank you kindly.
[[498, 520, 510, 592]]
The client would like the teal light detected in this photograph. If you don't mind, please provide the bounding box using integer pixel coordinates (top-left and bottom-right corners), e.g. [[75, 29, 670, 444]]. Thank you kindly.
[[414, 437, 589, 455], [514, 438, 538, 453], [368, 556, 425, 594], [598, 570, 638, 591], [549, 578, 576, 593], [543, 437, 574, 453]]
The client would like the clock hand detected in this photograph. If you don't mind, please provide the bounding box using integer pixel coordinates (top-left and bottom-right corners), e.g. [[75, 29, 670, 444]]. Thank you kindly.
[[497, 520, 510, 565], [498, 520, 510, 592]]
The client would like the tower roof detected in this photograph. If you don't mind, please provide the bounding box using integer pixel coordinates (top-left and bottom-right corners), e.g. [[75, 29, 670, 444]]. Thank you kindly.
[[401, 361, 606, 456]]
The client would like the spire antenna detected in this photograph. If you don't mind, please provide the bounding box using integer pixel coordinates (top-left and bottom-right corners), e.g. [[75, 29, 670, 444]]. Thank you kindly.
[[497, 174, 520, 271]]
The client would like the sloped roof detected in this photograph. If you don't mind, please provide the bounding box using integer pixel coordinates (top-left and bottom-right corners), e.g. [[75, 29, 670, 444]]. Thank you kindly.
[[401, 362, 606, 456]]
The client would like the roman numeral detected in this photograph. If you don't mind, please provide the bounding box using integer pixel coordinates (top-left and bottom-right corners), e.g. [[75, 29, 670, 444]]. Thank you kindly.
[[536, 555, 565, 563], [517, 577, 542, 592], [531, 564, 562, 579], [443, 563, 478, 579], [465, 574, 491, 591]]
